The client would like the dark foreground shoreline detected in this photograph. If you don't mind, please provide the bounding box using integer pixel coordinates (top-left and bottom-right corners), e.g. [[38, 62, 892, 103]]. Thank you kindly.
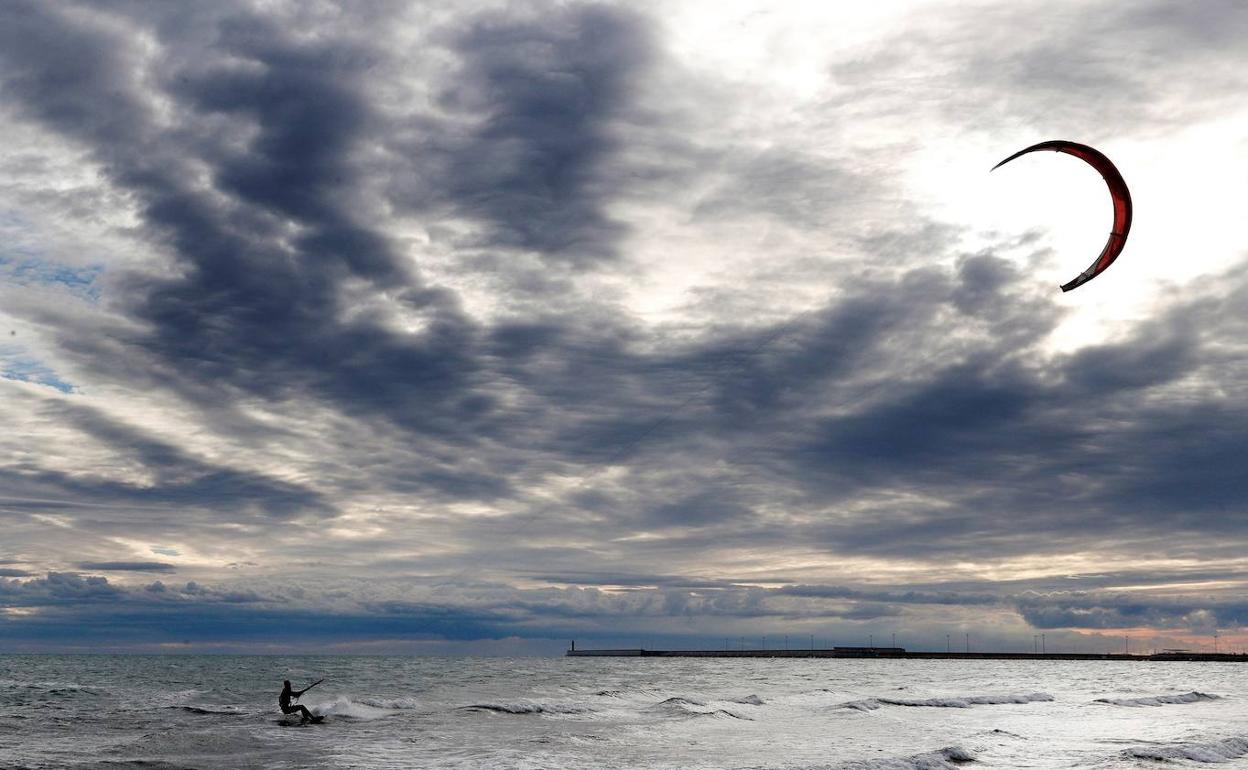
[[567, 647, 1247, 662]]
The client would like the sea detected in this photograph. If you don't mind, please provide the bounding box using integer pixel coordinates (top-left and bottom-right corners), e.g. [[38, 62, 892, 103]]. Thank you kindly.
[[3, 654, 1248, 769]]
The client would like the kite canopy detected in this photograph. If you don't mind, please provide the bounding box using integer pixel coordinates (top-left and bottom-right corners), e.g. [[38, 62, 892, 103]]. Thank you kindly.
[[992, 140, 1132, 293]]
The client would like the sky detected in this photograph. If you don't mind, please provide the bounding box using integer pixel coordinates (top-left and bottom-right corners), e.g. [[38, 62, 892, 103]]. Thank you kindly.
[[2, 0, 1248, 655]]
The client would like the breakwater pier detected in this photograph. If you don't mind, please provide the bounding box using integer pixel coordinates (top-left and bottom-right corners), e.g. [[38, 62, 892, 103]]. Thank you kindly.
[[566, 646, 1248, 662]]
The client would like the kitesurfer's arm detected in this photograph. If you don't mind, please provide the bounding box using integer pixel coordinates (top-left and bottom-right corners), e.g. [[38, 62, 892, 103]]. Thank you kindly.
[[294, 679, 324, 697]]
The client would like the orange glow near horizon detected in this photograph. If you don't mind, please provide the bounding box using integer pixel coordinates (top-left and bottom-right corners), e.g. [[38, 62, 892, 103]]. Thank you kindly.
[[1074, 628, 1248, 655]]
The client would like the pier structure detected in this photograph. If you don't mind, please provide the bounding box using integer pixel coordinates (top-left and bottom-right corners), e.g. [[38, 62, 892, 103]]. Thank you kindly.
[[565, 645, 1248, 662]]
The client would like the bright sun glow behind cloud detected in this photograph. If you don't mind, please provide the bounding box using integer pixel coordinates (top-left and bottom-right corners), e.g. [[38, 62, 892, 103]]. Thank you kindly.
[[907, 109, 1248, 353]]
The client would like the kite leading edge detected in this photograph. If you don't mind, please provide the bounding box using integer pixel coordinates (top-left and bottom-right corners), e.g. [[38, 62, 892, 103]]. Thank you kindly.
[[992, 140, 1132, 292]]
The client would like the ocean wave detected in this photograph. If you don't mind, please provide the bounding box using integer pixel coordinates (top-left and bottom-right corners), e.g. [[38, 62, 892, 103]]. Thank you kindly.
[[1123, 736, 1248, 763], [0, 679, 97, 692], [0, 682, 107, 708], [976, 728, 1025, 739], [650, 697, 750, 720], [734, 694, 766, 705], [311, 696, 396, 721], [355, 696, 422, 709], [655, 696, 706, 708], [841, 693, 1053, 711], [595, 688, 659, 698], [827, 746, 975, 769], [1095, 691, 1221, 707], [6, 682, 104, 699], [461, 702, 593, 715], [170, 705, 247, 716], [673, 707, 750, 720]]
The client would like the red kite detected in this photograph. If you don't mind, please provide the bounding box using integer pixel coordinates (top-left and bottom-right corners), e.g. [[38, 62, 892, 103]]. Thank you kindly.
[[992, 140, 1132, 292]]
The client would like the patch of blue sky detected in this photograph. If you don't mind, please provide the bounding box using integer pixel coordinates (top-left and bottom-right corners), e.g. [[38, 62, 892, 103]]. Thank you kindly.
[[0, 255, 104, 302], [0, 348, 75, 393]]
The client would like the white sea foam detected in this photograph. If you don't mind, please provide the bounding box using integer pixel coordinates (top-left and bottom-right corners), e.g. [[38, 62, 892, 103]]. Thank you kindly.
[[12, 655, 1248, 770], [311, 696, 396, 721], [974, 728, 1025, 739], [462, 701, 592, 715], [1123, 736, 1248, 763], [650, 696, 750, 720], [1095, 691, 1221, 707], [655, 696, 706, 707], [356, 695, 423, 709], [596, 687, 659, 698], [840, 693, 1053, 711], [802, 746, 975, 769]]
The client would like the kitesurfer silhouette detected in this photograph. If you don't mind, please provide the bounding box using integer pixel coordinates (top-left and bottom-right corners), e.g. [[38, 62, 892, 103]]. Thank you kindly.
[[279, 678, 323, 722]]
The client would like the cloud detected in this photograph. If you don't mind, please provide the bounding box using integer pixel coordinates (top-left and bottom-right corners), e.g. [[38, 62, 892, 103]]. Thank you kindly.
[[830, 0, 1248, 140], [1, 0, 478, 434], [0, 397, 330, 528], [77, 561, 177, 573], [0, 572, 123, 604], [422, 4, 656, 265], [1016, 591, 1248, 632], [1, 0, 1247, 651]]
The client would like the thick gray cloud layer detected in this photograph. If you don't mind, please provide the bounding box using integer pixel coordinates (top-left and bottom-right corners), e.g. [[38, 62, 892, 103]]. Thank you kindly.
[[1, 0, 1247, 652]]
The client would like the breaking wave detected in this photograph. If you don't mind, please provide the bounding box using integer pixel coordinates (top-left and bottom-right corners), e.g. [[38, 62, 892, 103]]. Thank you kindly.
[[975, 728, 1025, 739], [461, 702, 593, 715], [310, 696, 397, 721], [1095, 691, 1221, 707], [1123, 736, 1248, 763], [829, 746, 975, 769], [841, 693, 1053, 711], [595, 687, 659, 698], [170, 705, 247, 716], [355, 696, 422, 709], [655, 696, 705, 708], [650, 696, 750, 720]]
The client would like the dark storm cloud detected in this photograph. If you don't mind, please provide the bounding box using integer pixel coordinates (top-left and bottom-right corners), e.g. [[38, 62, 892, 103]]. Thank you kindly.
[[0, 0, 482, 441], [425, 4, 655, 264], [0, 571, 989, 649], [776, 584, 1001, 607], [525, 259, 973, 479], [77, 562, 176, 573], [0, 572, 122, 604], [0, 571, 1205, 627], [0, 398, 327, 521], [0, 0, 879, 527], [463, 240, 1244, 566], [1016, 591, 1248, 631], [0, 574, 403, 646], [0, 0, 679, 515], [729, 256, 1248, 561], [0, 573, 267, 609], [0, 462, 324, 521], [3, 0, 1248, 651], [528, 572, 757, 589]]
